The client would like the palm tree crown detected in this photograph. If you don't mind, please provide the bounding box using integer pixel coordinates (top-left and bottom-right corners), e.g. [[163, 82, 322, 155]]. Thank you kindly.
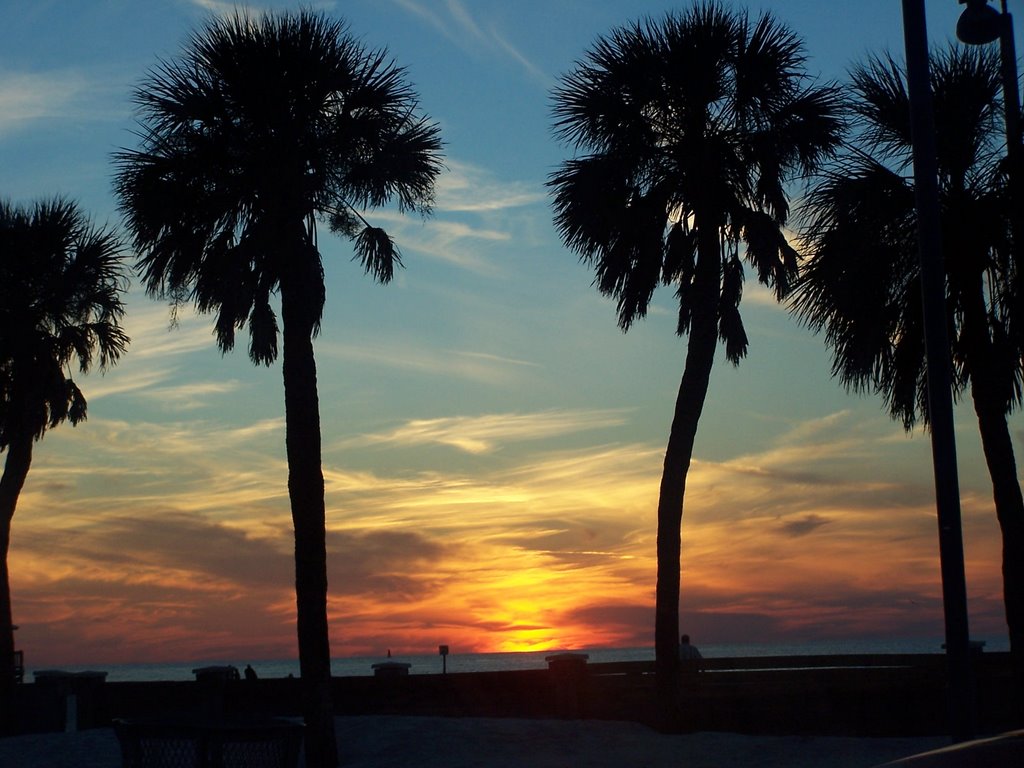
[[115, 9, 443, 361], [0, 198, 129, 446], [793, 46, 1013, 426], [550, 2, 843, 356]]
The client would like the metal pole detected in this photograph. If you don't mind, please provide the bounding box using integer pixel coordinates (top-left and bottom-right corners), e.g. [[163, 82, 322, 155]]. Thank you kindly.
[[901, 0, 976, 742], [1000, 4, 1021, 156]]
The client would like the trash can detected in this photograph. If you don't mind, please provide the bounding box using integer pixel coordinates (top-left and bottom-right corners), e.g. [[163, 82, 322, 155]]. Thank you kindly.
[[371, 661, 411, 678], [192, 666, 240, 717], [192, 665, 241, 683], [33, 670, 108, 731], [545, 653, 589, 718]]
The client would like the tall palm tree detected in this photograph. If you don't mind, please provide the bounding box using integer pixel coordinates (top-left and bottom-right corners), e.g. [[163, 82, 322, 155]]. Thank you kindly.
[[0, 197, 128, 723], [549, 2, 843, 723], [792, 45, 1024, 701], [114, 10, 442, 766]]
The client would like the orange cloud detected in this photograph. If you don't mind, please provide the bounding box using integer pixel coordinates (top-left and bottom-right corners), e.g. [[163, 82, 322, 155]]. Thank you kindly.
[[8, 406, 1011, 667]]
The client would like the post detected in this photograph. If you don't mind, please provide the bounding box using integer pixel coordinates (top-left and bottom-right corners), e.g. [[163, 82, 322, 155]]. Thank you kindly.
[[998, 4, 1021, 155], [901, 0, 976, 742]]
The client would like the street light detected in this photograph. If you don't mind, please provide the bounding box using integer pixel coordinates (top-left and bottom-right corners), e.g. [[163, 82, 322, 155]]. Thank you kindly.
[[957, 1, 1021, 154], [957, 0, 1003, 44]]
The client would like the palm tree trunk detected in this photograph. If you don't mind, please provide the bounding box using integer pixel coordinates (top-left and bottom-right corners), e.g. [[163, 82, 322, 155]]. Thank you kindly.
[[0, 435, 32, 733], [962, 280, 1024, 723], [279, 278, 337, 768], [968, 368, 1024, 720], [654, 220, 721, 729], [972, 392, 1024, 719]]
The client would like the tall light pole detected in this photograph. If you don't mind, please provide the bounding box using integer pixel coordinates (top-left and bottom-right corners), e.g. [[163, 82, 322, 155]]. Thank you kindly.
[[901, 0, 976, 743], [957, 0, 1024, 723]]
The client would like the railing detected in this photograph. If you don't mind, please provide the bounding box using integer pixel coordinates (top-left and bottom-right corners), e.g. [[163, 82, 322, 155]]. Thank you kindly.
[[585, 653, 951, 676]]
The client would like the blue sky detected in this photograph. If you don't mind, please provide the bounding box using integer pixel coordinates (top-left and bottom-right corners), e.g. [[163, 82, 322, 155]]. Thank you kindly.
[[2, 0, 1022, 665]]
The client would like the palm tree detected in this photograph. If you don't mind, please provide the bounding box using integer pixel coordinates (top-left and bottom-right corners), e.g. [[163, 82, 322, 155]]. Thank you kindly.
[[113, 10, 442, 766], [549, 2, 843, 723], [792, 45, 1024, 700], [0, 197, 128, 723]]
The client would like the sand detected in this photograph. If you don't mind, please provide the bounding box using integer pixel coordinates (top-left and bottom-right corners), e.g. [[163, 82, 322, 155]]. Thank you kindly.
[[0, 716, 949, 768]]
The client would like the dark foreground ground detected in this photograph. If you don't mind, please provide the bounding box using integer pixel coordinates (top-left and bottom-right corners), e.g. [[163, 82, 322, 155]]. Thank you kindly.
[[0, 715, 953, 768]]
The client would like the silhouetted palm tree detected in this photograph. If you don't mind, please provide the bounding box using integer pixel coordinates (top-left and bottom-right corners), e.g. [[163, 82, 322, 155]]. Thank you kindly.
[[114, 10, 442, 765], [0, 197, 128, 719], [792, 46, 1024, 692], [549, 2, 842, 722]]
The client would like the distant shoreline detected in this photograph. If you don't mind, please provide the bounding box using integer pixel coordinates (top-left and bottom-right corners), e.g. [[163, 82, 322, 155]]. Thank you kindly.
[[24, 636, 1010, 683]]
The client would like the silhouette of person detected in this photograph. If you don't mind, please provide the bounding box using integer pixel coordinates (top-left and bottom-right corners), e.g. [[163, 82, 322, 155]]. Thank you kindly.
[[679, 634, 703, 661], [244, 663, 258, 681]]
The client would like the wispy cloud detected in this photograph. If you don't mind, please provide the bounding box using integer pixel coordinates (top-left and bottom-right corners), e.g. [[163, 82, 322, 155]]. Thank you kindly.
[[342, 409, 630, 454], [319, 339, 540, 385], [487, 25, 550, 85], [142, 380, 247, 410], [389, 0, 549, 84], [123, 300, 217, 360], [364, 209, 507, 274], [435, 161, 545, 213], [79, 300, 224, 403], [185, 1, 339, 17], [0, 70, 114, 137]]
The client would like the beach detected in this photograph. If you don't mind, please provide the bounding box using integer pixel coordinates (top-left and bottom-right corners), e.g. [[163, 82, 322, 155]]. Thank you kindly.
[[0, 715, 948, 768]]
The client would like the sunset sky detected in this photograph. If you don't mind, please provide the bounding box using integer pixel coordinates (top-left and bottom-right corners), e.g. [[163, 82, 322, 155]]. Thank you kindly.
[[3, 0, 1023, 667]]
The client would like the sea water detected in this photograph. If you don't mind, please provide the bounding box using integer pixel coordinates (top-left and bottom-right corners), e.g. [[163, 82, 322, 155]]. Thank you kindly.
[[28, 635, 1009, 683]]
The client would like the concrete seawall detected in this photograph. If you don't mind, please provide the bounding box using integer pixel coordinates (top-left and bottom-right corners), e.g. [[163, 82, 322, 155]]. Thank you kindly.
[[8, 653, 1020, 737]]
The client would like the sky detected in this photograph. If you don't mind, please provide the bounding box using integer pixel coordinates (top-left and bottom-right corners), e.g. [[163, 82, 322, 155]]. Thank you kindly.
[[2, 0, 1023, 667]]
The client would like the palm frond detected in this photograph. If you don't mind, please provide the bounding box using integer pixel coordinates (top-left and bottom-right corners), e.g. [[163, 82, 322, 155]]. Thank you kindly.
[[353, 225, 402, 284]]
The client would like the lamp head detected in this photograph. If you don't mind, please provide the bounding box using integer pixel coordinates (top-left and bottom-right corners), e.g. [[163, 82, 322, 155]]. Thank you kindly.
[[957, 0, 1003, 45]]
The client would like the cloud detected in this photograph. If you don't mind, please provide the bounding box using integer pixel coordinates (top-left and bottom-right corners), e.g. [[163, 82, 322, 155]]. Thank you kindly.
[[123, 301, 219, 360], [435, 161, 545, 213], [356, 209, 506, 274], [326, 528, 453, 598], [486, 24, 551, 85], [83, 301, 239, 404], [777, 513, 833, 537], [0, 70, 105, 137], [344, 160, 545, 274], [388, 0, 548, 84], [10, 389, 1010, 664], [142, 380, 247, 410], [343, 409, 630, 454], [319, 339, 541, 385], [185, 1, 339, 18]]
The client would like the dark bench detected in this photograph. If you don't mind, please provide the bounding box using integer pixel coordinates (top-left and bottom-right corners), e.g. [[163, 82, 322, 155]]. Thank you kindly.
[[114, 715, 303, 768]]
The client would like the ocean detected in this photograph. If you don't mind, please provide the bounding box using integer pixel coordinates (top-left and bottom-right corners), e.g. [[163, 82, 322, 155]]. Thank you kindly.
[[28, 635, 1010, 683]]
